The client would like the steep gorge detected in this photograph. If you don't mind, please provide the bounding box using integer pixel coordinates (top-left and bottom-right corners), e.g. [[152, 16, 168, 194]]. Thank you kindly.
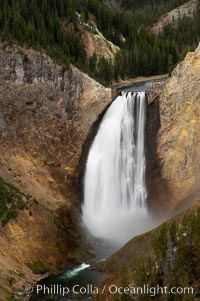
[[0, 39, 200, 300]]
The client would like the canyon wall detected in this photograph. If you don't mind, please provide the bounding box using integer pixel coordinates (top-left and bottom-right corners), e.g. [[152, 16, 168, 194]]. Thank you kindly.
[[0, 39, 200, 300], [147, 43, 200, 214], [0, 43, 112, 299]]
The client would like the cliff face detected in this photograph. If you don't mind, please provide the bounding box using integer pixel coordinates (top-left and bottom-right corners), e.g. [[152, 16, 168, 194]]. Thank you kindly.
[[0, 44, 112, 298], [0, 45, 111, 188], [147, 44, 200, 213]]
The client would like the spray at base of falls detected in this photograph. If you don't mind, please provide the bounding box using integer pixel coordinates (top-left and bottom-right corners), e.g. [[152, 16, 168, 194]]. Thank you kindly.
[[60, 263, 90, 279], [82, 92, 155, 245]]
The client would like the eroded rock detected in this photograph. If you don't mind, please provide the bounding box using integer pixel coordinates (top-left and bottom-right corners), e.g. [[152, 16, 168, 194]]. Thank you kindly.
[[147, 43, 200, 213], [0, 43, 112, 298]]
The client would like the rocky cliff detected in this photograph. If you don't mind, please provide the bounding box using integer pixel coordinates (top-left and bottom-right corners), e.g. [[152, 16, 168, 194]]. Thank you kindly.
[[0, 43, 112, 299], [147, 43, 200, 214]]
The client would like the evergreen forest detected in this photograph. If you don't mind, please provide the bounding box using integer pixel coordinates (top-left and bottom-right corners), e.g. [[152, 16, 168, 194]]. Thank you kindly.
[[0, 0, 200, 85]]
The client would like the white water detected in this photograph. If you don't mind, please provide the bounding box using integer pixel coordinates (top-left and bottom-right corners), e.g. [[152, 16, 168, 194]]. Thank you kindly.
[[60, 263, 90, 279], [82, 92, 155, 245]]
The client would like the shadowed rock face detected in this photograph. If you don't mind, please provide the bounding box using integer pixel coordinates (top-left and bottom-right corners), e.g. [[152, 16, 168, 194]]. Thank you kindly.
[[0, 45, 111, 190], [0, 44, 111, 298], [146, 44, 200, 214]]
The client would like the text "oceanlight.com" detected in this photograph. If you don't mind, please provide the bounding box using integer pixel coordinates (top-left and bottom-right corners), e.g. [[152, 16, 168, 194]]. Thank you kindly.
[[36, 284, 194, 297]]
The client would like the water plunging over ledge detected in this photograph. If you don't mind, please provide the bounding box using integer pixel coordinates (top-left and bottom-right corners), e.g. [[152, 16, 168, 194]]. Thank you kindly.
[[31, 87, 163, 301], [82, 91, 155, 245]]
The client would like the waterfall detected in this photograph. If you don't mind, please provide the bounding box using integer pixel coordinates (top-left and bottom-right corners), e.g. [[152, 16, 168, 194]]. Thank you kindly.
[[82, 92, 152, 245]]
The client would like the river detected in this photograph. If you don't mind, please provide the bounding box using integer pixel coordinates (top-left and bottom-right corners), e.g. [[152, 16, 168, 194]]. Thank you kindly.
[[30, 238, 117, 301]]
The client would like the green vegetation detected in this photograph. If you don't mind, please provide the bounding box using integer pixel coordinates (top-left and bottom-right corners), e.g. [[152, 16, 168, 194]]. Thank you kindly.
[[0, 177, 31, 226], [0, 0, 200, 85], [121, 0, 189, 15], [115, 206, 200, 301], [26, 260, 48, 273]]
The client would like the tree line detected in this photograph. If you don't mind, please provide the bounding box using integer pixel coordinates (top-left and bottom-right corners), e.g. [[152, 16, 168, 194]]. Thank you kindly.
[[0, 0, 200, 85]]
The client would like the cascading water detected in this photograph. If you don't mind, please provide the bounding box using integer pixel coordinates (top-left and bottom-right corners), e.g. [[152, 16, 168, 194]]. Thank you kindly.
[[31, 88, 165, 301], [82, 92, 154, 245]]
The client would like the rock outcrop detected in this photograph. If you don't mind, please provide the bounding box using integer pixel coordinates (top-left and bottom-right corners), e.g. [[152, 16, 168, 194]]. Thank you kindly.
[[147, 43, 200, 214], [79, 21, 120, 63], [151, 0, 198, 34], [0, 43, 112, 299]]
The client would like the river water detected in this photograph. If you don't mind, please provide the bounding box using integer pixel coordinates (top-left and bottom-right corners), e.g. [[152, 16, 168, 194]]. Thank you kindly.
[[30, 238, 117, 301], [30, 265, 102, 301]]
